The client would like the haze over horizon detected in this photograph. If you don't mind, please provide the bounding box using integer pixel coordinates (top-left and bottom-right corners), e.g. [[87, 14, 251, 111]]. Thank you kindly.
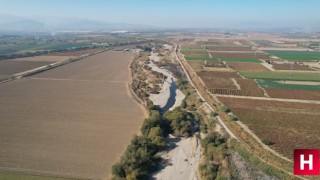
[[0, 0, 319, 30]]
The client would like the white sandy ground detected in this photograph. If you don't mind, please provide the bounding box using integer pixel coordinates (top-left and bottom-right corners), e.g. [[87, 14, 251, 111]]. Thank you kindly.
[[150, 52, 161, 62], [149, 77, 172, 108], [169, 89, 186, 111], [152, 135, 201, 180], [148, 54, 185, 108], [163, 44, 173, 50]]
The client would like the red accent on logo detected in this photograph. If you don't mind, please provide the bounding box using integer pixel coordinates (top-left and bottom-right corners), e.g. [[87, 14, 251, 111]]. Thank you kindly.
[[294, 149, 320, 175]]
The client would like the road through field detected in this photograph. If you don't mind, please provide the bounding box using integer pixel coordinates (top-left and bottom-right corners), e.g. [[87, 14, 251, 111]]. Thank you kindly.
[[0, 51, 146, 179]]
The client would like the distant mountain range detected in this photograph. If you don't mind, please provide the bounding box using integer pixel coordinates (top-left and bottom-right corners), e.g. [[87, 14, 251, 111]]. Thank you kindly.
[[0, 14, 153, 32]]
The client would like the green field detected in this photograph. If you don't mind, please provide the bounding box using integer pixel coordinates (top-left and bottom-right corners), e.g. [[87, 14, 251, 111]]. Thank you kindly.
[[257, 79, 320, 91], [252, 40, 274, 47], [220, 58, 262, 63], [27, 43, 94, 51], [185, 56, 218, 61], [240, 72, 320, 81], [181, 50, 208, 54], [265, 50, 320, 61]]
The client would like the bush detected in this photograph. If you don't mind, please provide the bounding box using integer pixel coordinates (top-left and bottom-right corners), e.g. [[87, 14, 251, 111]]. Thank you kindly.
[[208, 118, 216, 128], [262, 139, 274, 145], [146, 100, 157, 111], [219, 105, 230, 113], [140, 110, 161, 136], [227, 114, 237, 121], [180, 99, 187, 109], [211, 111, 218, 117], [198, 162, 220, 180]]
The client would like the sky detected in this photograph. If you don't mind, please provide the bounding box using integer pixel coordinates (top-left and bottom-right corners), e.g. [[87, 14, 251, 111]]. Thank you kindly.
[[0, 0, 319, 28]]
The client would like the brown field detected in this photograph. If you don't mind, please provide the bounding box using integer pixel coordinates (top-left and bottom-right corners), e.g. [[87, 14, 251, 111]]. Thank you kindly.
[[187, 60, 204, 71], [0, 51, 145, 179], [0, 60, 55, 75], [265, 88, 320, 100], [197, 71, 240, 78], [208, 78, 264, 97], [272, 64, 315, 71], [218, 97, 320, 158], [52, 49, 103, 56], [0, 56, 71, 76], [209, 52, 269, 59], [227, 62, 270, 72], [201, 77, 237, 89]]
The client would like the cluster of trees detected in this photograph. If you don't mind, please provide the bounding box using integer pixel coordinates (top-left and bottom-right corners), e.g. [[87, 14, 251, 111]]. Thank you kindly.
[[163, 108, 194, 137], [112, 135, 159, 179], [199, 132, 227, 180], [112, 109, 166, 180]]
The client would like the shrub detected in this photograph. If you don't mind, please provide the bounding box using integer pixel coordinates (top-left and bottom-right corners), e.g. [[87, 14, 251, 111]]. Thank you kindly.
[[219, 105, 230, 113], [227, 114, 237, 121], [198, 162, 220, 180], [262, 139, 274, 145], [211, 111, 218, 117], [208, 118, 216, 128]]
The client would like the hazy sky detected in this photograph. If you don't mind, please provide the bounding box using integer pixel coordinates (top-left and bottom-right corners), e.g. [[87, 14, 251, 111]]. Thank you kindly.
[[1, 0, 319, 28]]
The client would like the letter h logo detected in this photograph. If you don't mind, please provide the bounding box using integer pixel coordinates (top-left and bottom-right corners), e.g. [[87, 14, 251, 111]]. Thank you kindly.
[[294, 149, 320, 175]]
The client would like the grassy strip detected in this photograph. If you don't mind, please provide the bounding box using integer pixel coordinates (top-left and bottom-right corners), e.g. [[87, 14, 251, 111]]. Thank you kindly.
[[181, 50, 207, 54], [185, 56, 219, 61], [265, 50, 320, 61], [220, 58, 262, 63], [257, 79, 320, 91], [241, 72, 320, 81]]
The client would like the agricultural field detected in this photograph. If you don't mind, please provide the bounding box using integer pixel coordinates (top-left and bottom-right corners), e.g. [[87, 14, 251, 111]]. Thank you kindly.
[[257, 79, 320, 91], [209, 78, 264, 97], [0, 61, 54, 75], [240, 71, 320, 81], [0, 56, 71, 77], [201, 77, 238, 89], [218, 97, 320, 159], [197, 71, 240, 78], [220, 58, 262, 63], [265, 50, 320, 61], [265, 88, 320, 100], [209, 52, 270, 59], [25, 43, 95, 51], [53, 48, 103, 56], [0, 51, 145, 179], [180, 50, 207, 55], [227, 62, 270, 72], [187, 60, 204, 71], [204, 46, 252, 51], [252, 40, 274, 47], [272, 63, 315, 71], [184, 56, 214, 61]]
